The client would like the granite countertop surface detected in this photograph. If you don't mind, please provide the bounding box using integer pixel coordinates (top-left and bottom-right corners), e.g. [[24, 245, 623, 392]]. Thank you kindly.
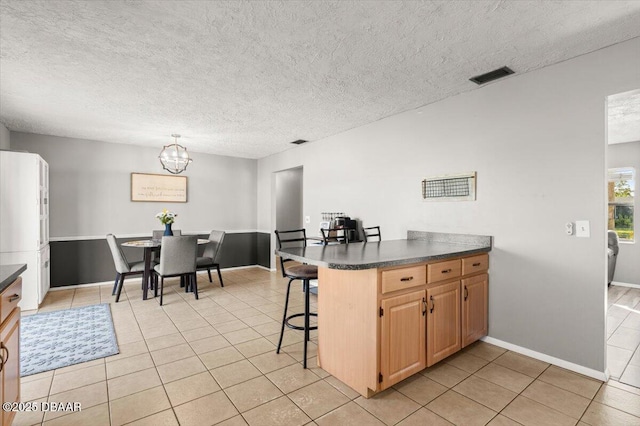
[[0, 264, 27, 293], [277, 239, 491, 270]]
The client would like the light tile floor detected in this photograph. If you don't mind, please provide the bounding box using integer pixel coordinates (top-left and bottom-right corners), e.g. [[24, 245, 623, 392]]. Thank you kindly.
[[607, 284, 640, 387], [14, 269, 640, 425]]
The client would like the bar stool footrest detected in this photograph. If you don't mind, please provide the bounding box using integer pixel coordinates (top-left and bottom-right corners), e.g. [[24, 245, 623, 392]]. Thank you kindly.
[[284, 312, 318, 331]]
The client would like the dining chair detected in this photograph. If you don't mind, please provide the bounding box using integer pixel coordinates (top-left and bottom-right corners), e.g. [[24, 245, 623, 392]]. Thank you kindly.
[[274, 229, 318, 368], [106, 234, 154, 302], [196, 230, 226, 287], [362, 226, 382, 242], [321, 227, 350, 245], [153, 235, 198, 305], [152, 229, 182, 239]]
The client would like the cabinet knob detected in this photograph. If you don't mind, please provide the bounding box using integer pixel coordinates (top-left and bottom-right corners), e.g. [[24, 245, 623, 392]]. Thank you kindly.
[[400, 276, 413, 282], [8, 294, 19, 302], [441, 269, 452, 274], [464, 286, 468, 301], [472, 262, 481, 267], [429, 295, 435, 313]]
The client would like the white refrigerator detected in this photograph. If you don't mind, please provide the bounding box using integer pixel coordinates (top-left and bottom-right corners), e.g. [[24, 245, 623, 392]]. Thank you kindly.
[[0, 151, 50, 310]]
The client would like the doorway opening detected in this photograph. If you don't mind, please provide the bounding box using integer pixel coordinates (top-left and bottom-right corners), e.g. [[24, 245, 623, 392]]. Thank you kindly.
[[605, 88, 640, 387], [273, 166, 303, 270]]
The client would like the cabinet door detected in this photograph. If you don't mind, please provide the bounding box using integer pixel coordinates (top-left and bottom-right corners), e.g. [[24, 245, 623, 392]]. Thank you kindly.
[[1, 308, 20, 426], [426, 280, 461, 366], [380, 289, 426, 389], [462, 274, 488, 347]]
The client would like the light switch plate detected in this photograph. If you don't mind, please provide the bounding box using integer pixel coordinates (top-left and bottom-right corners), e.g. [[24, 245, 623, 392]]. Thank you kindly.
[[575, 220, 590, 238]]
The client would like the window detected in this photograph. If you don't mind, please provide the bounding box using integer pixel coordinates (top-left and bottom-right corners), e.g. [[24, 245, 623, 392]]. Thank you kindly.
[[608, 167, 635, 242]]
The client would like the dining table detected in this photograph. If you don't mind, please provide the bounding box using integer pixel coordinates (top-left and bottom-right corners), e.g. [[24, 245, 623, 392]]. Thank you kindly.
[[121, 238, 210, 300]]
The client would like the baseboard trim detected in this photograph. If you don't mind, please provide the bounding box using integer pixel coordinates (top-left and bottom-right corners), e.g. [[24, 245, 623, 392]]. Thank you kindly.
[[481, 336, 607, 382], [611, 281, 640, 289], [49, 264, 268, 291]]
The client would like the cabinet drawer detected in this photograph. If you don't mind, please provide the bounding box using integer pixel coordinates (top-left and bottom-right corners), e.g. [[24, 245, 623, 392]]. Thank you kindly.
[[381, 266, 426, 294], [427, 259, 461, 283], [0, 277, 22, 325], [462, 254, 489, 275]]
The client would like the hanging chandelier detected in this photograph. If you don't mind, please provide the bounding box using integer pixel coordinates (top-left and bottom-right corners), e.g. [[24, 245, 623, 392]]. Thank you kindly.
[[159, 134, 192, 174]]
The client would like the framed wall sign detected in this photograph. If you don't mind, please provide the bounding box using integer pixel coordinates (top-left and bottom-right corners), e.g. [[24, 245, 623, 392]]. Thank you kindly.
[[131, 173, 187, 203]]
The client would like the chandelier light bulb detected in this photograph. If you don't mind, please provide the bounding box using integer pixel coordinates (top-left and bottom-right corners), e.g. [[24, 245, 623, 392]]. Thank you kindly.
[[158, 134, 192, 174]]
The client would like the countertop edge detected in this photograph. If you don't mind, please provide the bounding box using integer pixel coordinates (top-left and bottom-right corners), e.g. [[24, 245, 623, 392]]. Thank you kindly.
[[0, 264, 27, 293], [277, 246, 491, 270]]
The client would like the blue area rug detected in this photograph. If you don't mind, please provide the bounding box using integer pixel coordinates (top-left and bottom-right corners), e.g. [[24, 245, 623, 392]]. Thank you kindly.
[[20, 304, 119, 377]]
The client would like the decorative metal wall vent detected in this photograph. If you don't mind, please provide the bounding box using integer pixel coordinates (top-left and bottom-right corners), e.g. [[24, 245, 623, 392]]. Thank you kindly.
[[422, 172, 476, 201]]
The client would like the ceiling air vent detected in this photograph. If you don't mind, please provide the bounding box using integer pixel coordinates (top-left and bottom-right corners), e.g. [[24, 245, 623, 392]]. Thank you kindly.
[[291, 139, 308, 145], [469, 66, 514, 85]]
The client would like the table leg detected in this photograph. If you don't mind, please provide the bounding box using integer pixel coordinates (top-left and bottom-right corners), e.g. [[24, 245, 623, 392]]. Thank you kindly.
[[304, 278, 310, 369], [142, 247, 152, 300]]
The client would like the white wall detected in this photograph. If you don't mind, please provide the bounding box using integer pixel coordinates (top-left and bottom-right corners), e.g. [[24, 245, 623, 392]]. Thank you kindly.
[[11, 133, 257, 238], [0, 123, 9, 150], [608, 141, 640, 285], [257, 37, 640, 373]]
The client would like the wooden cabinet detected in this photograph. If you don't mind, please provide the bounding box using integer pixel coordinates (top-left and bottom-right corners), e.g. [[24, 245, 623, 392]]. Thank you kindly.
[[1, 277, 21, 426], [462, 273, 488, 348], [317, 252, 489, 398], [426, 280, 461, 366], [380, 289, 426, 388]]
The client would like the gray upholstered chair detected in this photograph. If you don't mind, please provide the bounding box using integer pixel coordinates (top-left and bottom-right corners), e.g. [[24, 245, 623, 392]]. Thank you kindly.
[[608, 230, 619, 286], [106, 234, 149, 302], [153, 235, 198, 305], [152, 229, 182, 240], [197, 231, 226, 287], [362, 226, 381, 242]]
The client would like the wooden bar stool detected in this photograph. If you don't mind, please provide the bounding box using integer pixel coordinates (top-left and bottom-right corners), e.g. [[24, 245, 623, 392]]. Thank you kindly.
[[275, 229, 318, 369]]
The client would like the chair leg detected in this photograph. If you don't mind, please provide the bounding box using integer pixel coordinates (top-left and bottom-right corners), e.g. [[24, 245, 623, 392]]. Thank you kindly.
[[192, 273, 199, 300], [207, 268, 212, 283], [303, 278, 310, 369], [180, 276, 185, 288], [154, 273, 159, 298], [277, 278, 294, 354], [216, 265, 224, 287], [112, 273, 120, 295], [160, 277, 165, 306], [115, 274, 125, 303]]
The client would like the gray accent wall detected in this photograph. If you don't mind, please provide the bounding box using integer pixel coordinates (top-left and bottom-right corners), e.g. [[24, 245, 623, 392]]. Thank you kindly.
[[50, 232, 261, 287], [257, 38, 640, 374], [0, 123, 9, 150], [257, 232, 271, 269], [608, 141, 640, 285]]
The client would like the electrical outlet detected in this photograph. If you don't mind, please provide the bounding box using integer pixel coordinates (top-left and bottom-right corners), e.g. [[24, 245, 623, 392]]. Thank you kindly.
[[305, 216, 310, 224], [565, 222, 574, 235]]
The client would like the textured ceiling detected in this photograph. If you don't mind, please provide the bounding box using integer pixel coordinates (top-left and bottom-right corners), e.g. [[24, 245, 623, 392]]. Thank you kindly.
[[1, 1, 640, 159]]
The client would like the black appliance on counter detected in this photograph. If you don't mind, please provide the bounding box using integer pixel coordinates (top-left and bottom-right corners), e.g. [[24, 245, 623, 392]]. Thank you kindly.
[[334, 216, 360, 242]]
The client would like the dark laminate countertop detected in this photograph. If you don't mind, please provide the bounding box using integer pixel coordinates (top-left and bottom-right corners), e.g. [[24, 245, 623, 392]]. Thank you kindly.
[[277, 239, 491, 270], [0, 264, 27, 293]]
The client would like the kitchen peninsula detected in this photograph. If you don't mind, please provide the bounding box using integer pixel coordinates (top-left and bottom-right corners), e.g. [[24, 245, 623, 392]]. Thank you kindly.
[[277, 231, 492, 397]]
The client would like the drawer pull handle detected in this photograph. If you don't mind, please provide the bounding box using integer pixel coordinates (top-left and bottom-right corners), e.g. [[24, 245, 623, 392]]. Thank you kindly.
[[472, 262, 481, 267], [8, 294, 19, 302], [400, 276, 414, 282], [429, 295, 435, 313], [441, 269, 452, 274], [1, 344, 8, 363]]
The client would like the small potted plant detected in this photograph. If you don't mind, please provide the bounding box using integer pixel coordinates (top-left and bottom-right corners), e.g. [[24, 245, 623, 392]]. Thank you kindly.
[[156, 209, 177, 236]]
